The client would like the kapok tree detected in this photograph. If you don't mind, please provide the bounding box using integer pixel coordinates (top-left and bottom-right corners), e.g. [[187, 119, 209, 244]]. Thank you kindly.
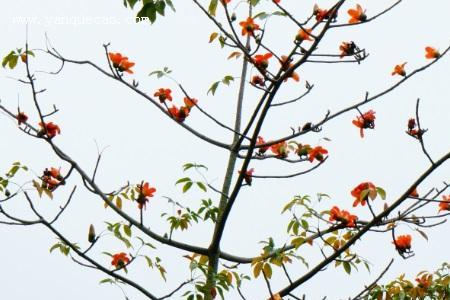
[[1, 0, 450, 299]]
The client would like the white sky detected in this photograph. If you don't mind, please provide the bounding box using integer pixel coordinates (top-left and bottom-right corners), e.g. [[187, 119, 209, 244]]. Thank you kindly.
[[1, 0, 450, 299]]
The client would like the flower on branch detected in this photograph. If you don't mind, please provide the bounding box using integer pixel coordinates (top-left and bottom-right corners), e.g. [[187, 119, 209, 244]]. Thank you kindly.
[[111, 252, 130, 270], [154, 88, 173, 103], [270, 141, 289, 158], [16, 111, 28, 125], [256, 136, 270, 155], [313, 4, 337, 22], [183, 97, 198, 109], [42, 167, 64, 191], [137, 182, 156, 210], [329, 206, 358, 227], [352, 109, 376, 138], [253, 53, 273, 69], [351, 181, 377, 207], [239, 17, 260, 36], [391, 62, 407, 77], [425, 47, 440, 59], [251, 75, 265, 86], [339, 41, 357, 58], [108, 52, 135, 74], [168, 105, 190, 122], [308, 146, 328, 162], [406, 117, 427, 139], [280, 56, 300, 82], [295, 28, 313, 42], [239, 168, 254, 186], [348, 4, 367, 24], [438, 195, 450, 212], [393, 234, 412, 255], [38, 122, 61, 138]]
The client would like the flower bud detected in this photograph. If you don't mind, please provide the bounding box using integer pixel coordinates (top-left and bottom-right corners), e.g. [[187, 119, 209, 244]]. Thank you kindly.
[[88, 224, 96, 243]]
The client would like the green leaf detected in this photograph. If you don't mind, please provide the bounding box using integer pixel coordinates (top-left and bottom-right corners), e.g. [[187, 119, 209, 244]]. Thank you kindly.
[[253, 12, 268, 20], [126, 0, 139, 8], [183, 163, 194, 171], [376, 187, 386, 200], [222, 75, 234, 85], [183, 181, 193, 193], [49, 243, 61, 253], [8, 55, 18, 69], [137, 2, 157, 23], [123, 224, 132, 237], [343, 261, 351, 274], [209, 32, 219, 43], [196, 182, 207, 192], [207, 81, 220, 95], [99, 278, 113, 284], [144, 255, 154, 268], [155, 0, 166, 16], [208, 0, 218, 16], [165, 0, 175, 12], [175, 177, 192, 185]]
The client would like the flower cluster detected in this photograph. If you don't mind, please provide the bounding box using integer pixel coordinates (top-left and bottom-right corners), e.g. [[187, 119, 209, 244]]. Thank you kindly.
[[347, 4, 367, 24], [239, 17, 260, 36], [393, 234, 412, 255], [438, 195, 450, 212], [313, 4, 336, 22], [391, 62, 407, 77], [339, 41, 357, 58], [351, 181, 377, 207], [108, 52, 135, 74]]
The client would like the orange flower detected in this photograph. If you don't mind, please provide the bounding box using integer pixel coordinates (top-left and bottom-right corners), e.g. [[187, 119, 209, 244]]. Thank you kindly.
[[280, 56, 300, 82], [295, 28, 313, 42], [154, 88, 173, 103], [308, 146, 328, 162], [393, 234, 412, 254], [391, 62, 407, 76], [253, 53, 273, 69], [39, 122, 61, 138], [16, 111, 28, 125], [313, 4, 336, 22], [351, 182, 376, 207], [137, 182, 156, 210], [295, 143, 312, 158], [239, 168, 254, 186], [270, 141, 289, 158], [425, 47, 440, 59], [339, 41, 357, 58], [42, 167, 64, 191], [415, 274, 433, 289], [168, 105, 190, 122], [438, 195, 450, 212], [273, 0, 281, 3], [256, 136, 270, 155], [409, 188, 419, 198], [329, 206, 358, 227], [352, 110, 376, 138], [108, 52, 135, 74], [406, 117, 426, 139], [251, 75, 265, 86], [111, 252, 130, 269], [348, 4, 367, 24], [239, 17, 260, 36], [221, 0, 231, 4], [183, 97, 198, 109]]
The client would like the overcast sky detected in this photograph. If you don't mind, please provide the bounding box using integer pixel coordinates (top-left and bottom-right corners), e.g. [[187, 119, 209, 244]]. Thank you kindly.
[[1, 0, 450, 299]]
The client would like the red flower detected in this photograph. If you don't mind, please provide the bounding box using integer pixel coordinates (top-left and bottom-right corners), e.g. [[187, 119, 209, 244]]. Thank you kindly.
[[221, 0, 231, 4], [313, 4, 336, 22], [168, 105, 190, 122], [239, 17, 260, 36], [111, 252, 130, 269], [351, 182, 377, 207], [329, 206, 358, 227], [391, 62, 407, 76], [16, 111, 28, 125], [280, 56, 300, 82], [154, 88, 173, 103], [352, 110, 376, 138], [39, 122, 61, 138], [137, 182, 156, 210], [393, 234, 412, 254], [183, 97, 198, 109], [273, 0, 281, 3], [251, 75, 265, 86], [108, 52, 135, 74], [42, 167, 64, 191], [339, 41, 357, 58], [348, 4, 367, 24], [406, 117, 426, 139], [409, 188, 419, 198], [308, 146, 328, 163], [415, 274, 432, 289], [295, 28, 313, 42], [425, 47, 440, 59], [256, 136, 270, 155], [239, 168, 254, 186], [270, 141, 289, 158], [439, 195, 450, 212], [253, 53, 273, 69]]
